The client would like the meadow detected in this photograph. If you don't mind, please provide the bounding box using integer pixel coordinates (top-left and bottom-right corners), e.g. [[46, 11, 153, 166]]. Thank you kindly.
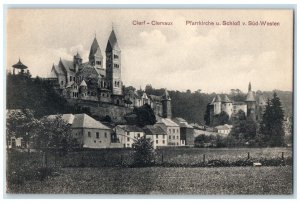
[[8, 166, 292, 195], [6, 147, 293, 194]]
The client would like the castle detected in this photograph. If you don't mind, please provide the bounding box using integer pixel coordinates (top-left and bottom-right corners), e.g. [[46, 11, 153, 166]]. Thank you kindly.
[[49, 29, 172, 118], [208, 82, 266, 126]]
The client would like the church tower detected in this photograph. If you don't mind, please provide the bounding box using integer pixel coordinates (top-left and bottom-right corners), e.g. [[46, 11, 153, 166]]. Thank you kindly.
[[106, 29, 122, 96], [162, 89, 172, 118], [89, 36, 103, 70]]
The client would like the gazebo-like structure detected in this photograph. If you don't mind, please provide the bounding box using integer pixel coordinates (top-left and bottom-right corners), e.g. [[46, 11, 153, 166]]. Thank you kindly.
[[12, 58, 28, 75]]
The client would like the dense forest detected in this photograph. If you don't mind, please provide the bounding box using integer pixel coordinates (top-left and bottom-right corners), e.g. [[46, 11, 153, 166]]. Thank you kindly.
[[7, 74, 293, 124]]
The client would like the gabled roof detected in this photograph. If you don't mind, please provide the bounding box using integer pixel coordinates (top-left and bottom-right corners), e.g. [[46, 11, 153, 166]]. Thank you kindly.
[[215, 124, 232, 130], [60, 59, 74, 73], [106, 30, 120, 52], [116, 125, 144, 132], [223, 95, 232, 103], [72, 114, 111, 129], [245, 91, 256, 102], [156, 118, 179, 127], [215, 95, 221, 102], [143, 125, 166, 135], [79, 80, 87, 87]]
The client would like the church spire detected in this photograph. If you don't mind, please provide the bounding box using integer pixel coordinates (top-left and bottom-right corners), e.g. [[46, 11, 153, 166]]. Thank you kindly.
[[106, 29, 120, 52], [89, 35, 103, 67]]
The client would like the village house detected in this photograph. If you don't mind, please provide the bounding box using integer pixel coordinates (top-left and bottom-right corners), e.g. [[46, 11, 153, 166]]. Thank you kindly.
[[214, 124, 233, 136], [173, 117, 194, 147], [143, 125, 167, 149], [115, 125, 144, 148], [155, 117, 182, 146], [48, 113, 113, 149]]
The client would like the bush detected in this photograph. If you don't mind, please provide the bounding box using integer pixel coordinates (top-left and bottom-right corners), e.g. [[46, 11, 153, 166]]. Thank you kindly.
[[131, 137, 156, 167]]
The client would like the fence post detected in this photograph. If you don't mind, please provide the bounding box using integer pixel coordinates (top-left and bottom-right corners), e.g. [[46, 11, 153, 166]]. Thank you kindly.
[[161, 153, 164, 163], [203, 154, 206, 163], [247, 152, 250, 159]]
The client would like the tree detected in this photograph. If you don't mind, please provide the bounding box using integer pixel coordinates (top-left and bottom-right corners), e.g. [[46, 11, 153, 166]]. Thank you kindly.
[[259, 92, 285, 146], [132, 136, 156, 167], [218, 111, 230, 125], [6, 109, 40, 150], [133, 104, 157, 127], [204, 103, 211, 126]]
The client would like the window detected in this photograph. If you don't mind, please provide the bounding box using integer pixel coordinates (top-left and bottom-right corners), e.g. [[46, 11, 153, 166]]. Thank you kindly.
[[127, 143, 130, 147], [137, 133, 140, 138], [114, 54, 119, 59], [173, 136, 175, 139], [114, 64, 119, 68], [169, 135, 171, 139], [73, 77, 75, 81], [163, 135, 165, 139], [96, 61, 101, 65], [173, 129, 175, 133], [61, 81, 64, 85], [177, 129, 179, 133], [169, 129, 171, 133], [127, 132, 130, 135], [70, 76, 72, 81], [88, 132, 91, 137], [127, 137, 130, 142], [105, 132, 107, 138], [156, 134, 158, 139], [163, 140, 165, 144], [156, 140, 158, 144], [94, 140, 96, 143], [177, 136, 179, 139], [96, 132, 99, 139]]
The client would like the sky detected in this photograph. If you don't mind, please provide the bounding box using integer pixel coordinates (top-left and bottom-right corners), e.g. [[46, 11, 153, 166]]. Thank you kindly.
[[6, 9, 294, 93]]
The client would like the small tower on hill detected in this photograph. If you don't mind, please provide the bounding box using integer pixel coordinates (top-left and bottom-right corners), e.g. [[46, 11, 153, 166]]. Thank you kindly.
[[245, 82, 256, 121], [162, 88, 172, 118]]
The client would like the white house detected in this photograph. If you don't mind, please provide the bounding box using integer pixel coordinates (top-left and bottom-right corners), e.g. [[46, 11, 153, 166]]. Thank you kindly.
[[215, 124, 233, 136], [115, 125, 144, 148], [155, 117, 182, 146], [143, 125, 167, 149]]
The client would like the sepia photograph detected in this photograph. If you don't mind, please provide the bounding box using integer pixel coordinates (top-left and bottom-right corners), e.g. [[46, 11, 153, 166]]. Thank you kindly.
[[4, 6, 294, 196]]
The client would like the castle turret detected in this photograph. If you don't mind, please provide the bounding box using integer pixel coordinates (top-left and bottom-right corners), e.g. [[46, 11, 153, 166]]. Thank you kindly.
[[212, 95, 222, 115], [221, 95, 233, 118], [162, 89, 172, 118], [245, 82, 256, 120], [89, 36, 103, 69]]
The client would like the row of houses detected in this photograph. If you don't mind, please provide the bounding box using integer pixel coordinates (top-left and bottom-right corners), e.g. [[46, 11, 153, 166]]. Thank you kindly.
[[7, 111, 233, 149]]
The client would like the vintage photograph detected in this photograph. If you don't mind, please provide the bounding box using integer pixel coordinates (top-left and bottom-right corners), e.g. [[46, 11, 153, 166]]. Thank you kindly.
[[5, 8, 294, 195]]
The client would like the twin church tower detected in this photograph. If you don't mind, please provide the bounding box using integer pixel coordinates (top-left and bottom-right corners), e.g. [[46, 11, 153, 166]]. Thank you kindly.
[[50, 29, 123, 105], [49, 28, 172, 119]]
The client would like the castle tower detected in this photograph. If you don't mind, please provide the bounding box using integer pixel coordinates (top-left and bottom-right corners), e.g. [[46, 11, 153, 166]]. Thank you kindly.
[[89, 36, 103, 69], [73, 52, 82, 73], [162, 89, 172, 118], [245, 82, 256, 121], [213, 95, 222, 115], [106, 29, 122, 96], [221, 95, 233, 118]]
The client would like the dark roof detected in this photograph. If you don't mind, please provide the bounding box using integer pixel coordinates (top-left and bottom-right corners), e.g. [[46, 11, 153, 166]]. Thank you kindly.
[[89, 37, 102, 59], [60, 59, 74, 73], [223, 95, 231, 103], [117, 125, 144, 132], [143, 125, 166, 135], [12, 59, 28, 69], [245, 91, 256, 102], [106, 30, 120, 52], [72, 114, 110, 129], [149, 95, 162, 102]]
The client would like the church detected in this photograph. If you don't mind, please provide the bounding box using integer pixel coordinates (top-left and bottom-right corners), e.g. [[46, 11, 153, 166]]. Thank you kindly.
[[48, 29, 172, 119]]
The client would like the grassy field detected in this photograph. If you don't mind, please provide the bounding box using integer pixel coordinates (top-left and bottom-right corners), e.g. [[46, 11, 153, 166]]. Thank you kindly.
[[8, 166, 293, 195]]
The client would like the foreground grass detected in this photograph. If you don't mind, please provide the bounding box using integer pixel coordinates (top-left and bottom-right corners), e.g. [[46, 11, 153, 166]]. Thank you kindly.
[[8, 166, 292, 195]]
